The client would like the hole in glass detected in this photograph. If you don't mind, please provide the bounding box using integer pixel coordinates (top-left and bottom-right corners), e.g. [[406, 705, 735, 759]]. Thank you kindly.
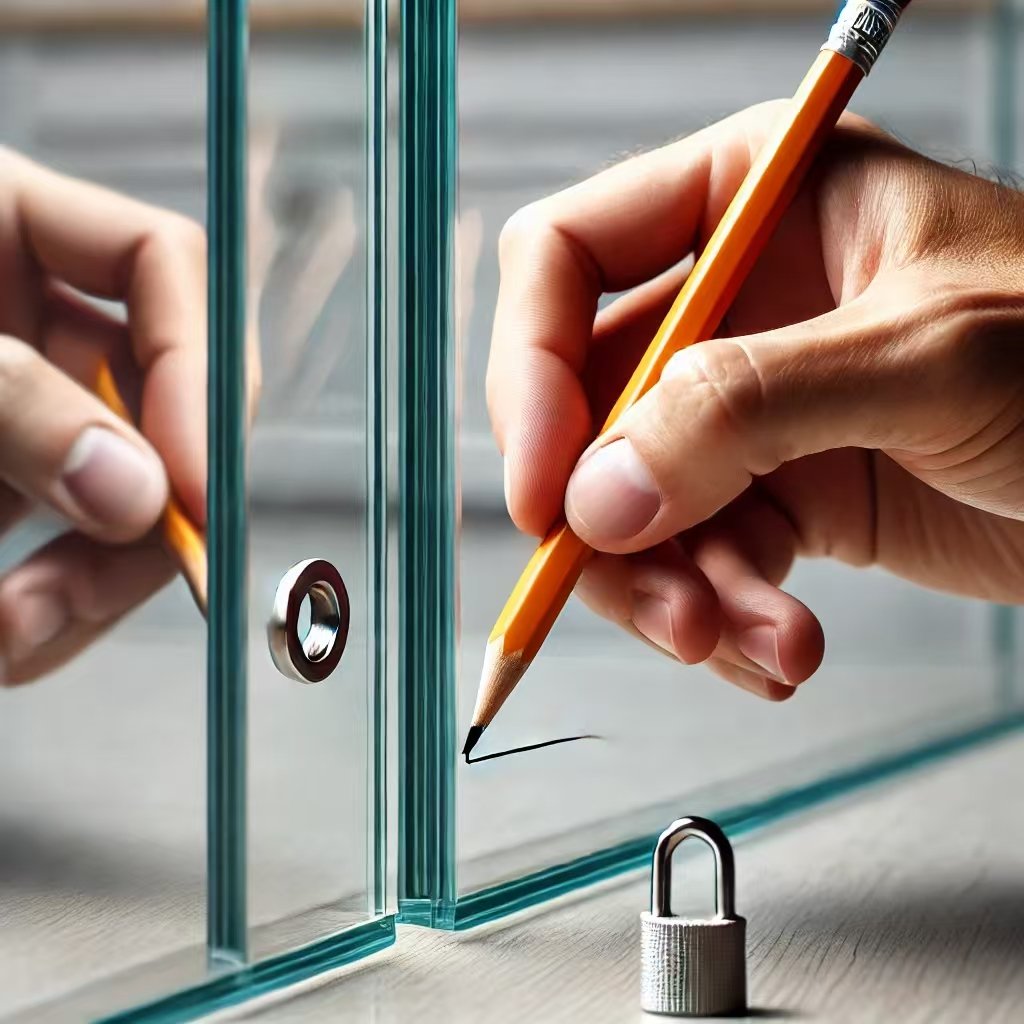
[[299, 581, 341, 664]]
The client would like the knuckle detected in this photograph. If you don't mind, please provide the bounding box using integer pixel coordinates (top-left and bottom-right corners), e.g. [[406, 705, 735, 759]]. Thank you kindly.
[[741, 99, 790, 125], [497, 201, 550, 266], [839, 110, 881, 136], [0, 145, 16, 180], [662, 340, 767, 442], [0, 145, 30, 180], [170, 214, 208, 259], [151, 213, 207, 266]]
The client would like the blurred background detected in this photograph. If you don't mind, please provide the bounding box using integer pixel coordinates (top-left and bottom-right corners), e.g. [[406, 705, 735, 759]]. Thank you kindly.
[[0, 0, 1021, 1018]]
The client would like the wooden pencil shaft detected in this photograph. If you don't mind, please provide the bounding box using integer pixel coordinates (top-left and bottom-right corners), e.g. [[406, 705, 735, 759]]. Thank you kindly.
[[94, 358, 208, 615], [604, 51, 860, 430], [478, 51, 864, 725]]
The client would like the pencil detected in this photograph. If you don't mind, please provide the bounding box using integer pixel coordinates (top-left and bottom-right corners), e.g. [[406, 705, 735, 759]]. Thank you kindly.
[[464, 0, 911, 757], [93, 357, 208, 616]]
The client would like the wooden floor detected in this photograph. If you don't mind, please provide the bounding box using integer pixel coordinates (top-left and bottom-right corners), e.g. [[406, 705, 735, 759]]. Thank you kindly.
[[229, 732, 1024, 1024]]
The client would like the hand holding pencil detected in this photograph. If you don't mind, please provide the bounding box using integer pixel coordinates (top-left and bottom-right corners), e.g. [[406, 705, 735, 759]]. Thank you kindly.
[[462, 0, 1024, 754], [0, 149, 207, 686]]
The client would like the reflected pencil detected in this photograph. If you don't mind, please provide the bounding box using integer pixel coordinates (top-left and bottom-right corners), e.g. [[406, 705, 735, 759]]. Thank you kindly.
[[464, 1, 912, 758], [94, 358, 208, 616]]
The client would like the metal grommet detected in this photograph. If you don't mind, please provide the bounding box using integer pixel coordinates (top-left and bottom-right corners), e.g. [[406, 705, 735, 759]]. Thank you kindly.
[[267, 559, 350, 684]]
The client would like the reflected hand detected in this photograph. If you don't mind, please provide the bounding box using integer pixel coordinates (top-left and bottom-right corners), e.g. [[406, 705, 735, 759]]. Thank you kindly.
[[0, 150, 206, 685], [489, 102, 1024, 700]]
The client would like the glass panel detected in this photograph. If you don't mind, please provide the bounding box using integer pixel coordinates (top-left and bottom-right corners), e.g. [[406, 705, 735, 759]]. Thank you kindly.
[[1, 1, 393, 1020], [242, 0, 391, 959], [399, 0, 1024, 927], [0, 9, 209, 1018]]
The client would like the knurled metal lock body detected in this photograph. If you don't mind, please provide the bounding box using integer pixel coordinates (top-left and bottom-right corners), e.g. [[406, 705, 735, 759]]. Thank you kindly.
[[640, 817, 746, 1017]]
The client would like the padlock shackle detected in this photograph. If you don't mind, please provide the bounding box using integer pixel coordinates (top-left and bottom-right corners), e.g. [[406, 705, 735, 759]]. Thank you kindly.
[[651, 816, 735, 919]]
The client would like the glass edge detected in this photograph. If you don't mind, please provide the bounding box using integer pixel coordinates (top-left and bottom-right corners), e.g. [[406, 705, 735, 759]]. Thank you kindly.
[[94, 918, 396, 1024], [366, 0, 390, 922], [447, 712, 1024, 931], [207, 0, 250, 965], [396, 0, 459, 919]]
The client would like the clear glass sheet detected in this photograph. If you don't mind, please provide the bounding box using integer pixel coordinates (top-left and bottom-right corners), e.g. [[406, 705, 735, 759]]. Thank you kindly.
[[399, 1, 1024, 925], [0, 11, 208, 1018], [0, 2, 394, 1020], [243, 0, 390, 959]]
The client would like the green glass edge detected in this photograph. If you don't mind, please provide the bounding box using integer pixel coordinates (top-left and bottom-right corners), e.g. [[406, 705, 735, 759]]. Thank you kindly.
[[366, 0, 389, 921], [207, 0, 249, 966], [991, 1, 1019, 710], [397, 0, 460, 926], [95, 918, 395, 1024], [448, 712, 1024, 931]]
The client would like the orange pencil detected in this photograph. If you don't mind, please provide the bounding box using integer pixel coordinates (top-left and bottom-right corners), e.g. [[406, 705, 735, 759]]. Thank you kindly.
[[94, 358, 208, 616], [464, 1, 911, 757]]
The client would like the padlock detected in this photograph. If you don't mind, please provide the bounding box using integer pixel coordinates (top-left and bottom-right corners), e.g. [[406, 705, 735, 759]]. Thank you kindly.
[[640, 816, 747, 1016]]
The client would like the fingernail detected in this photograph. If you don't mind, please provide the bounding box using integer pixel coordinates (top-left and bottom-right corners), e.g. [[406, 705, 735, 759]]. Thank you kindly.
[[566, 440, 660, 542], [59, 427, 166, 531], [731, 665, 795, 702], [738, 626, 786, 682], [631, 595, 676, 658], [11, 591, 69, 660]]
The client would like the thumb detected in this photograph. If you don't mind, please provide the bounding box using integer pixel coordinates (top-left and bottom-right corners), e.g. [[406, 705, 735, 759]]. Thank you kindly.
[[564, 286, 946, 554], [0, 336, 169, 543]]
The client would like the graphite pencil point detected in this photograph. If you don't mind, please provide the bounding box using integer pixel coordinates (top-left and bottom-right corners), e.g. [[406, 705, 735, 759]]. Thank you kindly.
[[462, 724, 485, 761]]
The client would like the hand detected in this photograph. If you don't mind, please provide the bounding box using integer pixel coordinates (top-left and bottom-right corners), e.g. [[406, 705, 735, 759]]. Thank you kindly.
[[489, 102, 1024, 701], [0, 150, 206, 685]]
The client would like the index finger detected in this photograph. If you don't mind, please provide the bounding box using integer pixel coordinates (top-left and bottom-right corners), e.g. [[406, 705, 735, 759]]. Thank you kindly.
[[487, 102, 779, 537], [9, 151, 207, 524]]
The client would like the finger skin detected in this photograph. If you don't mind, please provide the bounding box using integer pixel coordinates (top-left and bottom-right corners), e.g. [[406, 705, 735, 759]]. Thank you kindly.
[[576, 541, 720, 666], [688, 525, 824, 687], [706, 656, 796, 702], [487, 101, 1024, 697], [488, 108, 892, 539], [0, 531, 175, 686], [566, 273, 1024, 556], [0, 334, 168, 541], [576, 490, 824, 695], [488, 104, 791, 537], [3, 149, 208, 524]]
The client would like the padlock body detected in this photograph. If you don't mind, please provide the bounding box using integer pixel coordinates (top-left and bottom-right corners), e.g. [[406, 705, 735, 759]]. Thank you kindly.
[[640, 912, 747, 1016]]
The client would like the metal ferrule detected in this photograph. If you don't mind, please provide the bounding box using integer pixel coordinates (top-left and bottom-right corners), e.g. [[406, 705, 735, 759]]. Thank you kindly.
[[822, 0, 905, 76]]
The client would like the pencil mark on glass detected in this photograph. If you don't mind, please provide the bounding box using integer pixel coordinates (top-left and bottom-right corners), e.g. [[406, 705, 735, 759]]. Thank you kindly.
[[464, 734, 600, 764]]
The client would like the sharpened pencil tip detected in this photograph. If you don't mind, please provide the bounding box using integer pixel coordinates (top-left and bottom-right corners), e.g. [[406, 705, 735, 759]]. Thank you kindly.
[[462, 725, 484, 761]]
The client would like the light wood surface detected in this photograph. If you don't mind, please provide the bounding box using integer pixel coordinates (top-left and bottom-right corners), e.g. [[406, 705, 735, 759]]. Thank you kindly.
[[229, 731, 1024, 1023]]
